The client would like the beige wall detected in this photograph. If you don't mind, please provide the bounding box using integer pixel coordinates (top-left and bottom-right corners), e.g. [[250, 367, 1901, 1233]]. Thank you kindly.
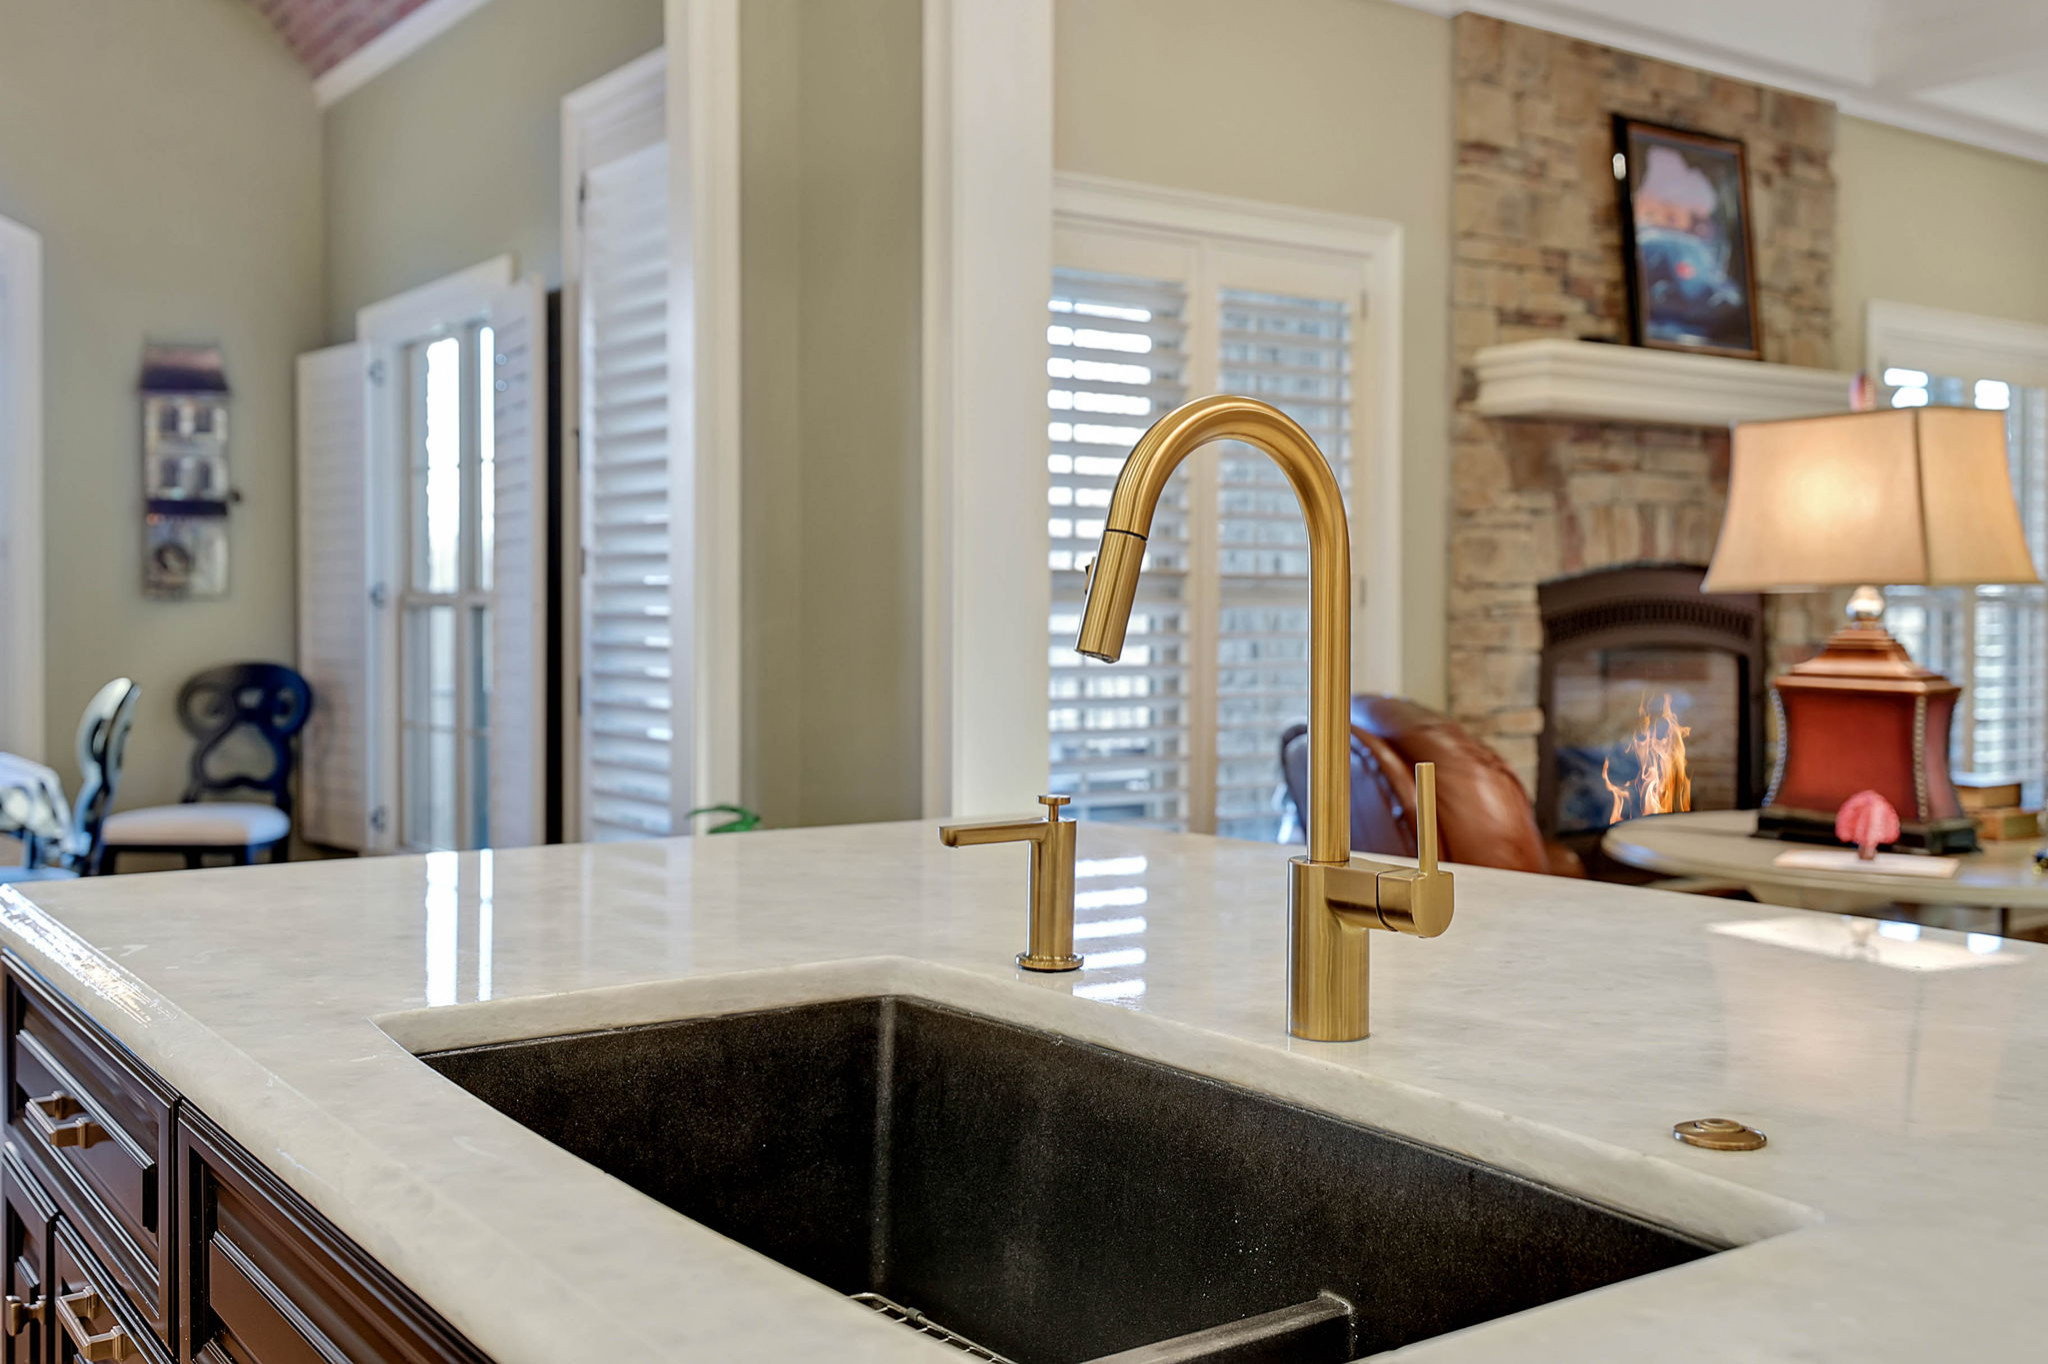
[[0, 0, 323, 806], [1055, 0, 1455, 707], [1834, 115, 2048, 371], [739, 0, 925, 829], [322, 0, 662, 338]]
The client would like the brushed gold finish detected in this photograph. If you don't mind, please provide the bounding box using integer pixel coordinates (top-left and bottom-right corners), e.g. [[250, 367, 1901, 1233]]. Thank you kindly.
[[56, 1288, 133, 1362], [1672, 1118, 1767, 1151], [26, 1092, 100, 1149], [1076, 394, 1455, 1040], [940, 796, 1083, 972], [3, 1293, 41, 1337]]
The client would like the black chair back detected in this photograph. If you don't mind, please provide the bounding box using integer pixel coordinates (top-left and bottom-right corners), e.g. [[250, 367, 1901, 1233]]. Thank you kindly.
[[57, 678, 139, 874], [176, 664, 313, 815]]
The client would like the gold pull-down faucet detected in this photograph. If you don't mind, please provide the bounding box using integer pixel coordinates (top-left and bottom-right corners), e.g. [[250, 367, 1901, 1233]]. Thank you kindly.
[[1076, 395, 1454, 1041]]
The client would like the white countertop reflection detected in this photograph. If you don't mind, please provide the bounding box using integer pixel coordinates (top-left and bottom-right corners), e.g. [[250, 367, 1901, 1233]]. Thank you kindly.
[[5, 823, 2048, 1360]]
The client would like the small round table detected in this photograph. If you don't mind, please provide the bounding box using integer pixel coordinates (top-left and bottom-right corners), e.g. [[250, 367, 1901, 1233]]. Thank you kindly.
[[1602, 808, 2048, 937]]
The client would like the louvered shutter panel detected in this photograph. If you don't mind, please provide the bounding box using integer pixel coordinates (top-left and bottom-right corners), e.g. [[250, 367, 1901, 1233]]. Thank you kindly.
[[1048, 268, 1192, 827], [1213, 288, 1354, 840], [487, 279, 548, 847], [295, 343, 384, 850], [579, 143, 678, 840]]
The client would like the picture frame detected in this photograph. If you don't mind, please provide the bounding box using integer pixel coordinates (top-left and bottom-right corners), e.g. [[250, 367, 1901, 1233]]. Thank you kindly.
[[1612, 117, 1762, 361]]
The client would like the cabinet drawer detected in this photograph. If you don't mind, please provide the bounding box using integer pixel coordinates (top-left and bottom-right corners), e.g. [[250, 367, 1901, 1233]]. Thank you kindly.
[[4, 961, 175, 1345], [52, 1220, 169, 1364], [3, 1152, 53, 1364], [180, 1111, 489, 1364]]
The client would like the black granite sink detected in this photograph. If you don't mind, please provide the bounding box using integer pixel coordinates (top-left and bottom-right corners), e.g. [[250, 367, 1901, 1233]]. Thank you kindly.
[[422, 998, 1718, 1363]]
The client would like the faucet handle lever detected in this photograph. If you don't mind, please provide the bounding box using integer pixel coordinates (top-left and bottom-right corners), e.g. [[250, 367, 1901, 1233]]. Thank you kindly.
[[1414, 762, 1438, 875]]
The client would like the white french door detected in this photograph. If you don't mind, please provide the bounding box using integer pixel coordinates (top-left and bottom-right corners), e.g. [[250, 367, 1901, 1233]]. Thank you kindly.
[[297, 257, 546, 855], [397, 324, 496, 851]]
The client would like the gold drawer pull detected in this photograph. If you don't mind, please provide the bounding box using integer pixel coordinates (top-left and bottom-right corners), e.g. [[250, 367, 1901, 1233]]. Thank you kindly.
[[56, 1287, 134, 1362], [2, 1292, 42, 1336], [25, 1093, 102, 1150]]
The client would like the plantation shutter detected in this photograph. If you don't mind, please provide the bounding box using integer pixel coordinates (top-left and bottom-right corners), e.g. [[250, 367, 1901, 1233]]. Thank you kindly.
[[295, 342, 386, 851], [1048, 268, 1192, 826], [1884, 372, 2048, 791], [1047, 228, 1367, 841], [1212, 288, 1355, 839], [486, 278, 548, 848], [578, 141, 679, 841]]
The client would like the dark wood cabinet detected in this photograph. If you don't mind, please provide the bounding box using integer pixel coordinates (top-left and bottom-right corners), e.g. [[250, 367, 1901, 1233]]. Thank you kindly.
[[52, 1219, 169, 1364], [5, 966, 176, 1348], [3, 1152, 53, 1364], [0, 956, 492, 1364], [179, 1111, 489, 1364]]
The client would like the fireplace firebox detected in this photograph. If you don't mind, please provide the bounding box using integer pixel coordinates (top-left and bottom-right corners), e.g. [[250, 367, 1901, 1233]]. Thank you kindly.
[[1537, 564, 1766, 866]]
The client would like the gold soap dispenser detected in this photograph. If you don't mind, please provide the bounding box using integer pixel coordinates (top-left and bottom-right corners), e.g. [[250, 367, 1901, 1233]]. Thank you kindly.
[[939, 796, 1082, 972]]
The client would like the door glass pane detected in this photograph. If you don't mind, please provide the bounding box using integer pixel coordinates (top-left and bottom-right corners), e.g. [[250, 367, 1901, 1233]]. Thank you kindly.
[[414, 336, 463, 593], [478, 324, 496, 592]]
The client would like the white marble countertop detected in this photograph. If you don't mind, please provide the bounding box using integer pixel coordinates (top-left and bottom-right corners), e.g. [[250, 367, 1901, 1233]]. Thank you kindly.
[[3, 822, 2046, 1360]]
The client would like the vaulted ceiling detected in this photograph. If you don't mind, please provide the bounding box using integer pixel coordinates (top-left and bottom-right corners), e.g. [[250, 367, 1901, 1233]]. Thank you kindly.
[[246, 0, 435, 78]]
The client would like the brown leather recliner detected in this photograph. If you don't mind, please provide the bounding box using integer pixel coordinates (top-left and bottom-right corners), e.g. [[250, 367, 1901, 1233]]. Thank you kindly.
[[1279, 695, 1585, 878]]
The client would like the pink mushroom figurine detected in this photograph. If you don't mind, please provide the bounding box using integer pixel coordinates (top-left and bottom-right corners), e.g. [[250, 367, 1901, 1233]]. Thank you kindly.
[[1836, 790, 1900, 860]]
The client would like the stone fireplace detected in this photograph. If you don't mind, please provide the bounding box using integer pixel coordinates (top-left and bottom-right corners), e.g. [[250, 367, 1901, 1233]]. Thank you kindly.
[[1536, 563, 1766, 863], [1449, 15, 1839, 796]]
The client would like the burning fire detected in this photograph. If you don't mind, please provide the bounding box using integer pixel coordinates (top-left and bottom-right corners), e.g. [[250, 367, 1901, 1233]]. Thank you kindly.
[[1602, 694, 1693, 823]]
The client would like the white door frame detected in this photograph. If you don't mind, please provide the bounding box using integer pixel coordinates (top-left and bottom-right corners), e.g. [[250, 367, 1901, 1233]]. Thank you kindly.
[[563, 48, 667, 841], [665, 0, 743, 820], [0, 214, 43, 759], [920, 0, 1056, 819]]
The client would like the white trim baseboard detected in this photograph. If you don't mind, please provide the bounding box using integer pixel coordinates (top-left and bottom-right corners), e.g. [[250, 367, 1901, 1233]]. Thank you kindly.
[[0, 214, 43, 759], [314, 0, 499, 108], [667, 0, 744, 820]]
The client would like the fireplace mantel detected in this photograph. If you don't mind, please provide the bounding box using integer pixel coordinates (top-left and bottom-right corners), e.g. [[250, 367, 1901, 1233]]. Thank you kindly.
[[1473, 339, 1856, 427]]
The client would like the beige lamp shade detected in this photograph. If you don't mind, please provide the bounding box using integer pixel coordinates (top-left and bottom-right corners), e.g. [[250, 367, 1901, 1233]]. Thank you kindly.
[[1705, 407, 2041, 592]]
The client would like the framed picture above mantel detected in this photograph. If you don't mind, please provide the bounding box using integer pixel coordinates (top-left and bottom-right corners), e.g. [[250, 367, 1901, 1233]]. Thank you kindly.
[[1613, 116, 1761, 362]]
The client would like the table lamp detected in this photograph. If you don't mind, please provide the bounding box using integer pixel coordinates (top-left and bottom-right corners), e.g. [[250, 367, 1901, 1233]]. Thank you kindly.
[[1704, 407, 2040, 854]]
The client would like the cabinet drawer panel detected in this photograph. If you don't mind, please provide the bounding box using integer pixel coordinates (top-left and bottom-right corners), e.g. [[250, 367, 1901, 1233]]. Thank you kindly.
[[180, 1111, 489, 1364], [3, 1153, 53, 1364], [52, 1220, 170, 1364], [3, 961, 173, 1342]]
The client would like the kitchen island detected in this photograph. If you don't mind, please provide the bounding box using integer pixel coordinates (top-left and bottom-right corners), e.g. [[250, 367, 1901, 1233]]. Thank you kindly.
[[2, 822, 2044, 1360]]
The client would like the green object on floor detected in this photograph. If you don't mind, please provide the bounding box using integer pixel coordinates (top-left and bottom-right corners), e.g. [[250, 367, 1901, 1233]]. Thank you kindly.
[[685, 804, 762, 833]]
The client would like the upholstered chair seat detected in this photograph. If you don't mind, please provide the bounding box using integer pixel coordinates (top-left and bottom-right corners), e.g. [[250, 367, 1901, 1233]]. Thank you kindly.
[[102, 802, 291, 849]]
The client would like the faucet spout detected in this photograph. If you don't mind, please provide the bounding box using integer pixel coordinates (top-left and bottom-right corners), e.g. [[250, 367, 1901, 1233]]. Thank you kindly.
[[1074, 395, 1453, 1042], [1076, 395, 1353, 866]]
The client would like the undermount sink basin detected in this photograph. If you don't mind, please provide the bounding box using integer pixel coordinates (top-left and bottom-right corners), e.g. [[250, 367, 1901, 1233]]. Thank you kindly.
[[422, 997, 1718, 1362]]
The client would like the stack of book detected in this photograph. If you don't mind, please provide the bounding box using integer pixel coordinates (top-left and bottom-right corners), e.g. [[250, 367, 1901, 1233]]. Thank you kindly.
[[1956, 779, 2040, 841]]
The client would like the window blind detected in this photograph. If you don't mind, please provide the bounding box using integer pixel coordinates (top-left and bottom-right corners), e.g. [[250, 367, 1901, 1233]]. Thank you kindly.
[[1213, 289, 1352, 840], [486, 277, 548, 849], [295, 342, 382, 851], [1885, 374, 2048, 794], [1047, 255, 1361, 841], [1048, 268, 1192, 827], [579, 143, 676, 840]]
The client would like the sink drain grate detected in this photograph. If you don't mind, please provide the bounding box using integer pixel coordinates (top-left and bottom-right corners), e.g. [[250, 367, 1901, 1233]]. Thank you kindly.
[[850, 1292, 1018, 1363]]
